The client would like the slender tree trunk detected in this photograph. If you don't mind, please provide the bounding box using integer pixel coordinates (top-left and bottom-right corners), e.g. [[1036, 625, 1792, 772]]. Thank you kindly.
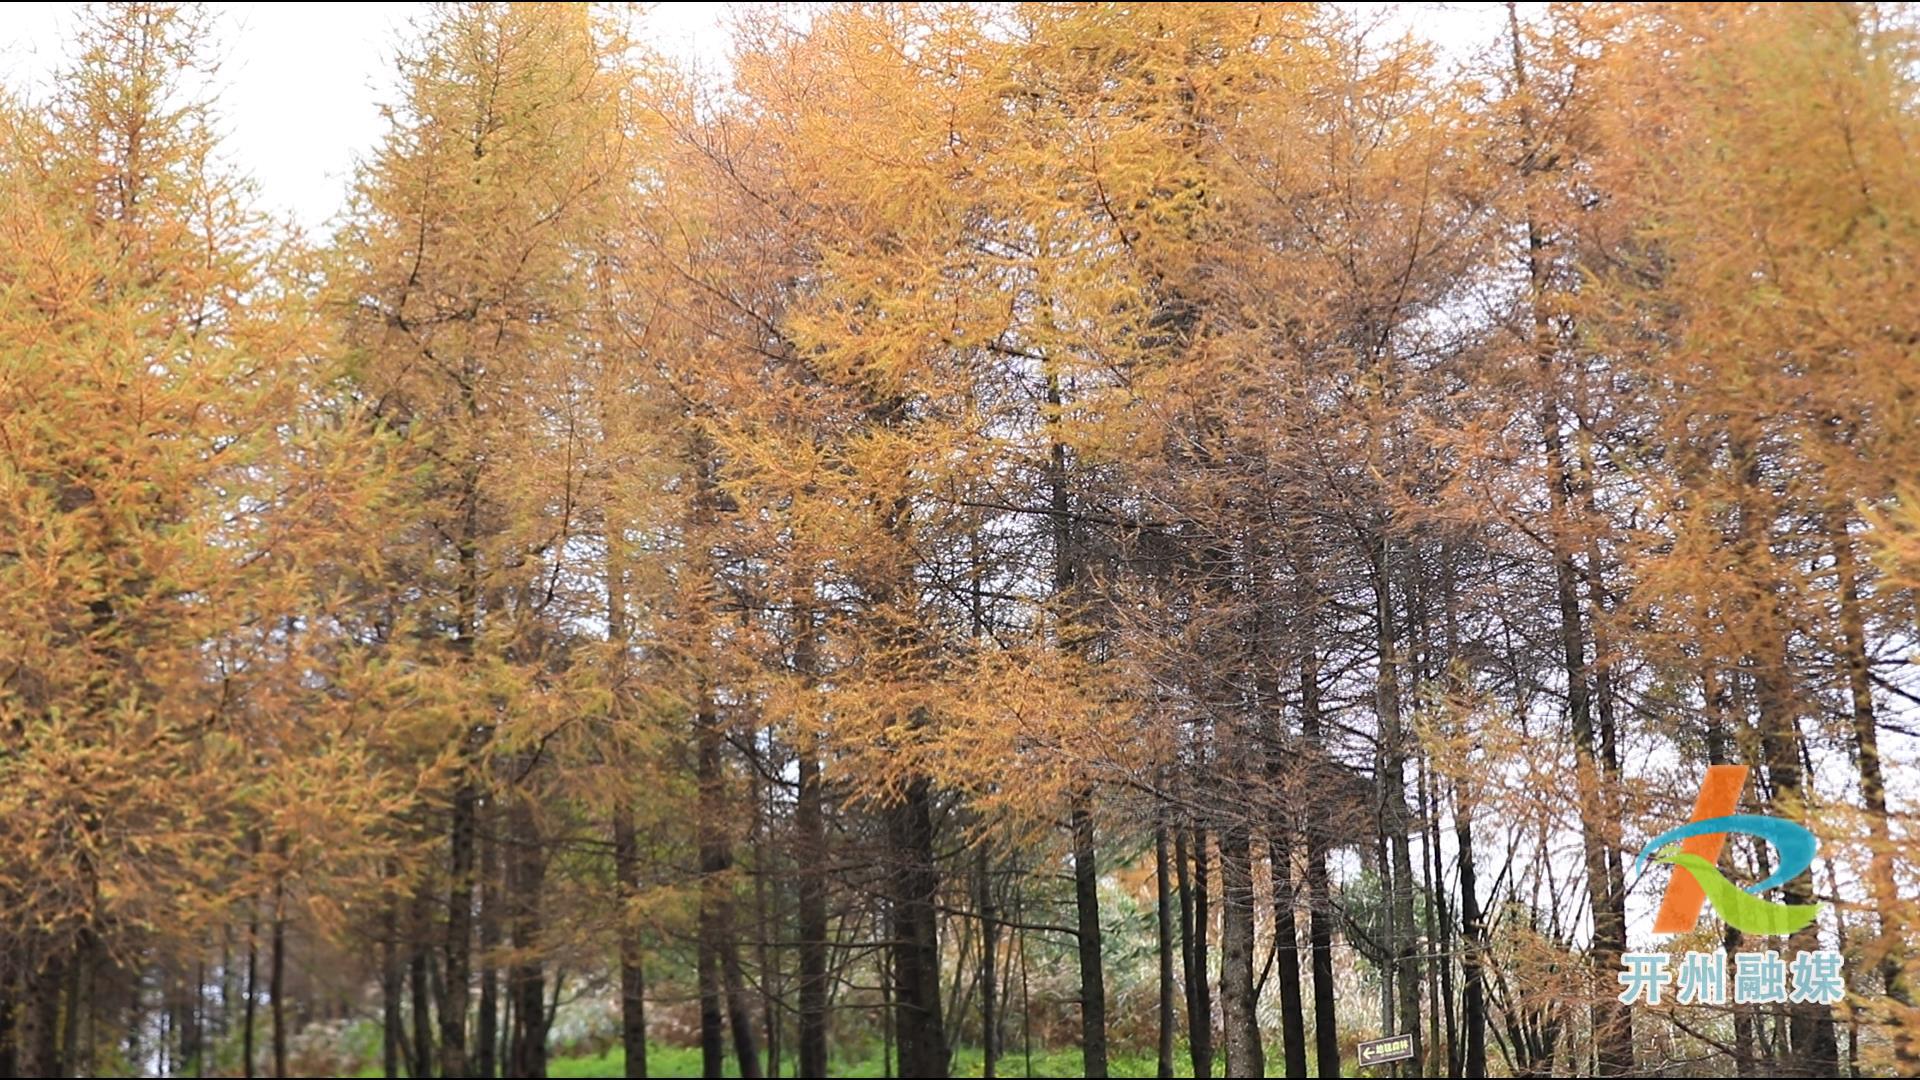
[[64, 947, 88, 1080], [410, 883, 434, 1080], [721, 936, 761, 1080], [1298, 645, 1340, 1080], [889, 774, 947, 1078], [1702, 669, 1757, 1078], [442, 777, 477, 1078], [1268, 823, 1306, 1078], [507, 794, 549, 1079], [695, 694, 726, 1079], [613, 810, 649, 1080], [382, 893, 401, 1080], [1175, 826, 1201, 1076], [1829, 508, 1907, 1007], [246, 910, 260, 1080], [979, 848, 999, 1080], [752, 756, 776, 1080], [1155, 822, 1176, 1080], [695, 695, 758, 1078], [1506, 9, 1629, 1072], [794, 602, 830, 1080], [1070, 796, 1108, 1078], [1731, 435, 1836, 1076], [271, 883, 288, 1080], [498, 982, 512, 1080], [1252, 593, 1305, 1078], [1455, 785, 1486, 1079], [1218, 820, 1263, 1078], [1370, 531, 1421, 1078], [697, 905, 723, 1080], [478, 803, 500, 1080], [1190, 825, 1215, 1078]]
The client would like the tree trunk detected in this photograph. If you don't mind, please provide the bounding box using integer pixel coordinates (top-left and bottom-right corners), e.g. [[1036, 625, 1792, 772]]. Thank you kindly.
[[794, 628, 830, 1080], [1371, 531, 1421, 1079], [1731, 434, 1836, 1076], [410, 883, 434, 1080], [1506, 9, 1628, 1072], [17, 953, 64, 1080], [697, 909, 723, 1080], [442, 777, 477, 1078], [1830, 509, 1907, 1007], [979, 848, 999, 1080], [1268, 823, 1306, 1078], [1455, 784, 1487, 1080], [246, 910, 260, 1080], [1218, 821, 1263, 1078], [1070, 796, 1108, 1078], [478, 804, 500, 1080], [1155, 822, 1176, 1080], [271, 883, 287, 1080], [1299, 646, 1340, 1079], [507, 795, 549, 1079], [889, 774, 947, 1078], [1180, 824, 1214, 1079], [382, 893, 401, 1080], [613, 810, 648, 1080], [721, 938, 761, 1080], [695, 696, 758, 1078]]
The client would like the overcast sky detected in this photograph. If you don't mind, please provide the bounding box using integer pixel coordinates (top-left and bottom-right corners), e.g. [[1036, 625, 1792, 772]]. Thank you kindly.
[[0, 2, 734, 235], [1, 3, 1505, 236]]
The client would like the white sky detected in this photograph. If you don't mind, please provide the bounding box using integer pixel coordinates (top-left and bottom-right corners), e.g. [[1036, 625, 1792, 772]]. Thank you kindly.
[[1, 3, 1508, 235], [0, 2, 735, 234]]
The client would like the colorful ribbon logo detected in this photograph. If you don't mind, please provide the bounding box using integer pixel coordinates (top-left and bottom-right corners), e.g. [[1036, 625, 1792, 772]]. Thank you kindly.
[[1633, 764, 1822, 936]]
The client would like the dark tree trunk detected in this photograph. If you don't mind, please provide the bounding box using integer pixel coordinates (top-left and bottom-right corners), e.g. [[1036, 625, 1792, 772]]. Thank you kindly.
[[888, 775, 947, 1079], [410, 883, 434, 1080], [271, 885, 288, 1080], [794, 608, 829, 1080], [1155, 823, 1176, 1080], [695, 696, 724, 1080], [613, 810, 648, 1080], [1455, 789, 1487, 1080], [442, 777, 477, 1078], [978, 848, 999, 1080], [1268, 823, 1306, 1078], [1299, 647, 1340, 1079], [1070, 796, 1108, 1078], [1506, 10, 1628, 1072], [382, 894, 401, 1080], [697, 925, 723, 1080], [721, 939, 761, 1080], [507, 795, 549, 1079], [1218, 821, 1263, 1078], [1831, 510, 1907, 1008], [1179, 825, 1214, 1079], [1370, 532, 1421, 1080], [17, 953, 64, 1080], [245, 912, 260, 1080], [478, 803, 500, 1080], [695, 698, 757, 1078]]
